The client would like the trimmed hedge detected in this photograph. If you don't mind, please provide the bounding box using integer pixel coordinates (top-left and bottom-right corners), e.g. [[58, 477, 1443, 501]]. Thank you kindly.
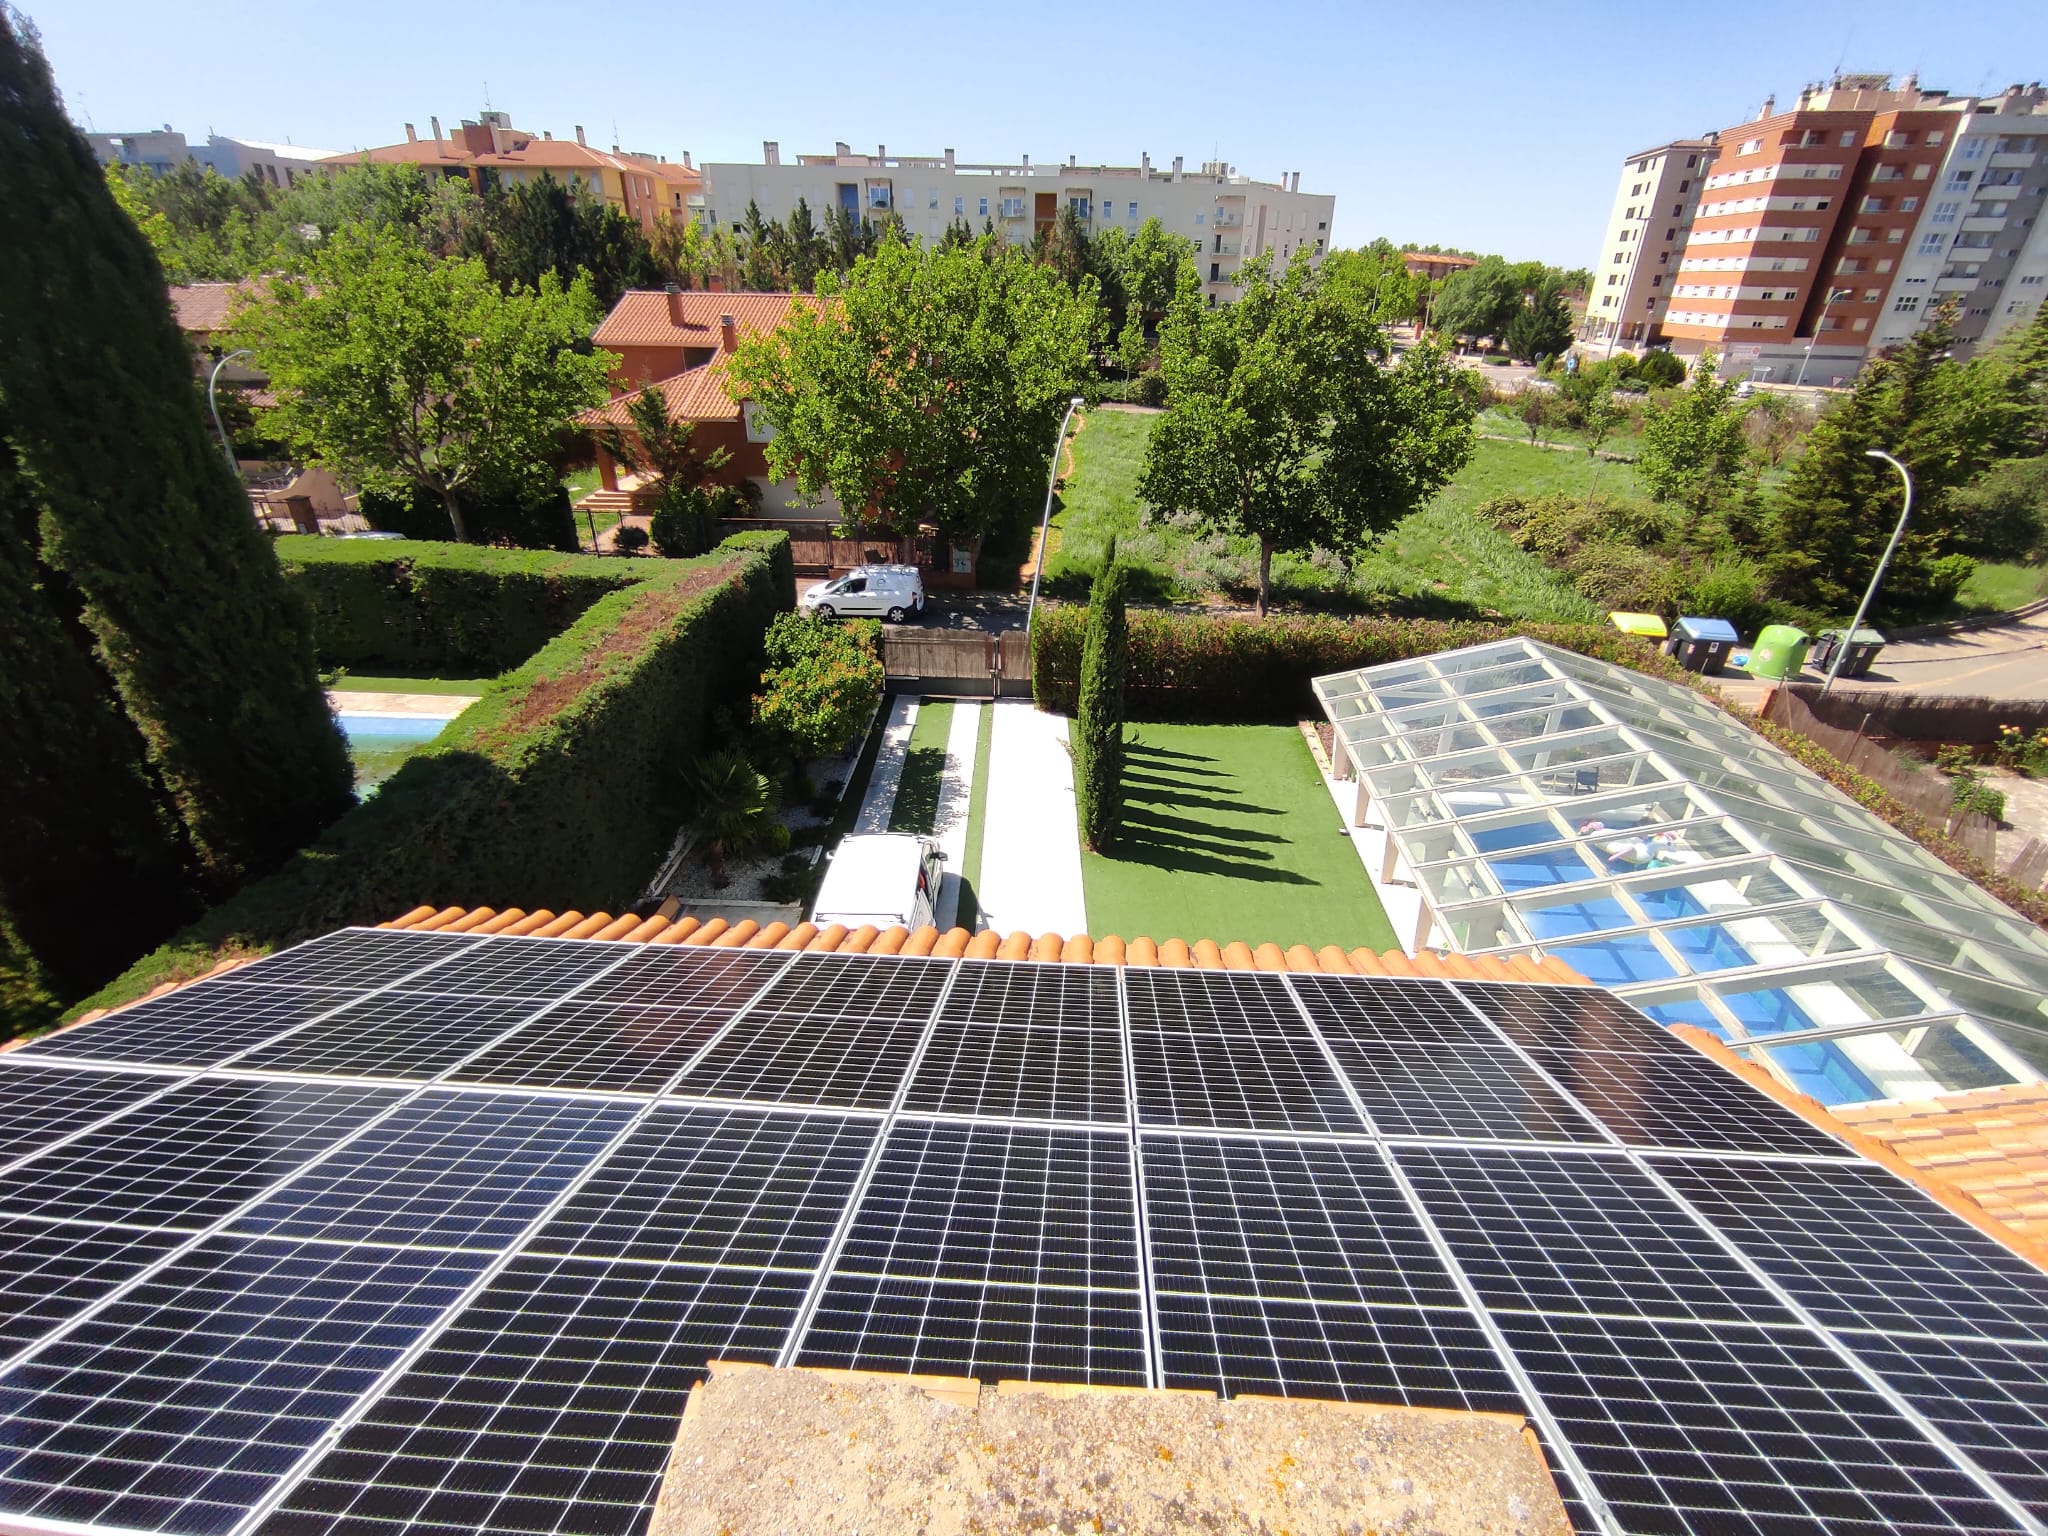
[[69, 531, 793, 1019], [1030, 604, 1688, 721], [276, 538, 640, 675]]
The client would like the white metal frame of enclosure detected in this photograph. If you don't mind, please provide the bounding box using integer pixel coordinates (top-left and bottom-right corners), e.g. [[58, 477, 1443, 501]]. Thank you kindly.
[[1313, 639, 2048, 1107]]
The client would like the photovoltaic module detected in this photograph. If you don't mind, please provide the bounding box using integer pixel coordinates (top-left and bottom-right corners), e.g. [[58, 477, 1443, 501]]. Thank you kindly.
[[0, 928, 2038, 1536]]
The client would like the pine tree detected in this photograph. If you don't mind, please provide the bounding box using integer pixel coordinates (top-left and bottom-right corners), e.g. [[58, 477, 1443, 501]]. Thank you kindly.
[[0, 15, 353, 889], [1074, 538, 1129, 851]]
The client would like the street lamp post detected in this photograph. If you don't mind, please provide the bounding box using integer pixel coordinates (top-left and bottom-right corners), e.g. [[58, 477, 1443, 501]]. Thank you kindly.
[[1793, 289, 1852, 389], [207, 349, 253, 471], [1024, 396, 1088, 648], [1822, 449, 1913, 697]]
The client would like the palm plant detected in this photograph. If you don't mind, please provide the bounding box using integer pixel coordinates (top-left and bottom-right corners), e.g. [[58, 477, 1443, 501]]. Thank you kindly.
[[690, 751, 781, 888]]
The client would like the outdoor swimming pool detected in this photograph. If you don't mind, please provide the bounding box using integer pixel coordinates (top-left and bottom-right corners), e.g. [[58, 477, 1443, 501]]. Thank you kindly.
[[337, 712, 451, 795]]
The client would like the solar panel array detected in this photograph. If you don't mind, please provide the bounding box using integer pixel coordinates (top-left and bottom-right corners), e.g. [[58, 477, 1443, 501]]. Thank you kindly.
[[0, 928, 2042, 1536]]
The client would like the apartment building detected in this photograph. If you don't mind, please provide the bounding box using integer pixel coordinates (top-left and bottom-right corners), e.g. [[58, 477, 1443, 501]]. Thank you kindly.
[[1583, 138, 1717, 348], [1871, 85, 2048, 354], [88, 127, 340, 186], [322, 111, 702, 232], [701, 144, 1335, 305]]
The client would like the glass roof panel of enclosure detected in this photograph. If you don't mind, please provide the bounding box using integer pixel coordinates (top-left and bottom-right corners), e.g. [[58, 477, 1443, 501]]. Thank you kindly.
[[1313, 640, 2048, 1102]]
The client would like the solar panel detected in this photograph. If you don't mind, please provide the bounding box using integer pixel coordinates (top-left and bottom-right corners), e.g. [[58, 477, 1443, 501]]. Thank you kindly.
[[14, 984, 363, 1068], [0, 1219, 184, 1352], [901, 1017, 1127, 1124], [1140, 1135, 1463, 1310], [254, 1257, 807, 1536], [447, 999, 729, 1096], [743, 952, 952, 1023], [0, 1236, 490, 1536], [0, 1062, 172, 1161], [527, 1105, 877, 1269], [378, 936, 624, 998], [569, 944, 789, 1013], [0, 1078, 405, 1230], [1493, 1311, 2028, 1535], [1838, 1331, 2048, 1512], [1396, 1144, 1798, 1327], [227, 991, 548, 1082], [941, 960, 1121, 1028], [1523, 1044, 1856, 1157], [1658, 1157, 2048, 1342], [671, 1012, 930, 1110], [1126, 971, 1365, 1135], [229, 1091, 635, 1251], [1153, 1291, 1525, 1412], [214, 927, 486, 990], [0, 929, 2037, 1536]]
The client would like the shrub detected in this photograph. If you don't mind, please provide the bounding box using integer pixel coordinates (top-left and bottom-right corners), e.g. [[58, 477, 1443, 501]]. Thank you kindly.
[[70, 532, 793, 1019], [1030, 604, 1691, 721], [1952, 773, 2007, 823], [650, 487, 716, 559], [1635, 350, 1687, 389], [1073, 542, 1129, 850], [360, 483, 579, 552], [1676, 556, 1770, 636], [275, 537, 637, 674], [689, 751, 783, 887], [1132, 370, 1168, 407], [1564, 543, 1673, 611], [1994, 725, 2048, 778], [753, 613, 884, 766]]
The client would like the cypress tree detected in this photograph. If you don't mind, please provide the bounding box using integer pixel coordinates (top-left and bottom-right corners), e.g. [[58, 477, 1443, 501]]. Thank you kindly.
[[1074, 537, 1128, 851], [0, 15, 352, 888], [0, 446, 199, 1005]]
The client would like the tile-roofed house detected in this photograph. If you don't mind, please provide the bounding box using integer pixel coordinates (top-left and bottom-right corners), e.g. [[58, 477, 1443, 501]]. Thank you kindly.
[[168, 281, 255, 340], [319, 114, 701, 233], [592, 290, 811, 389], [579, 364, 744, 430]]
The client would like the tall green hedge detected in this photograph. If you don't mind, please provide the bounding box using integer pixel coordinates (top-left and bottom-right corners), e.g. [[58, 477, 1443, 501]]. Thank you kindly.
[[1031, 604, 1686, 721], [1073, 550, 1129, 850], [70, 531, 793, 1019], [275, 538, 639, 674], [0, 20, 352, 888]]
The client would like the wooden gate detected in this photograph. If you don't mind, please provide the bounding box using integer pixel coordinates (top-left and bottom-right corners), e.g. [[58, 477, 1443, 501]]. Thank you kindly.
[[878, 630, 1035, 698]]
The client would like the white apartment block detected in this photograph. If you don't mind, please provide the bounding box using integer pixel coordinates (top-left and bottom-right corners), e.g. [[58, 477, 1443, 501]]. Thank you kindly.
[[1872, 85, 2048, 354], [87, 127, 340, 187], [1583, 138, 1717, 347], [701, 143, 1336, 304]]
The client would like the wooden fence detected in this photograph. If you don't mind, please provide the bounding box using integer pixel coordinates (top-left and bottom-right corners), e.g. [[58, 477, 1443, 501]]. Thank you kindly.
[[1764, 688, 2001, 864], [879, 630, 1032, 698]]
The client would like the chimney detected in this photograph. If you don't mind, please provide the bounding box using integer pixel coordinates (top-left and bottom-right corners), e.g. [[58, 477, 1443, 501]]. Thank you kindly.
[[683, 151, 693, 170], [1760, 94, 1776, 119], [1291, 171, 1301, 193], [834, 141, 850, 159], [877, 144, 887, 163], [542, 130, 552, 140], [1022, 153, 1030, 172], [720, 313, 737, 352], [404, 123, 417, 143], [1068, 154, 1076, 168], [763, 141, 780, 166], [1171, 155, 1183, 182], [666, 284, 684, 326], [611, 143, 620, 155], [574, 125, 586, 146], [944, 147, 955, 170], [430, 116, 442, 146], [1141, 151, 1151, 175]]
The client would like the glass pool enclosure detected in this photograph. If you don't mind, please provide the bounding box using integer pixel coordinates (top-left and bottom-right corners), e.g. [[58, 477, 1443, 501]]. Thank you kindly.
[[1313, 639, 2048, 1107]]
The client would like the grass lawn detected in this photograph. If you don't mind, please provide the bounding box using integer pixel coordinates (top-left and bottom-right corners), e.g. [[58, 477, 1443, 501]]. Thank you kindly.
[[1081, 723, 1395, 952], [1958, 561, 2048, 614], [326, 675, 492, 695], [888, 700, 954, 834], [1044, 411, 1600, 622]]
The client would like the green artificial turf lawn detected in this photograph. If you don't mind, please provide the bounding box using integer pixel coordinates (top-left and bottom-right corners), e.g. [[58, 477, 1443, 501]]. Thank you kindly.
[[1080, 723, 1395, 952], [889, 700, 955, 834], [326, 676, 491, 696]]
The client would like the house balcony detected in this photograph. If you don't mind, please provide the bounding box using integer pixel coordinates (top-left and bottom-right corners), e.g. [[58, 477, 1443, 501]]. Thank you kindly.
[[1960, 216, 2008, 234], [1989, 152, 2037, 170], [1212, 211, 1242, 228]]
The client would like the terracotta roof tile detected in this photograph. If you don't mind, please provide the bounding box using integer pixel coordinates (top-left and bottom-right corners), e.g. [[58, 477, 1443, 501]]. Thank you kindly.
[[577, 363, 741, 428], [169, 281, 256, 334], [592, 291, 811, 351]]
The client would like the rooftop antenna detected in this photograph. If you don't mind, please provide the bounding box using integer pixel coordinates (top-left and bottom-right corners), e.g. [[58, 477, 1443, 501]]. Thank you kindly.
[[483, 80, 492, 111], [1832, 26, 1853, 79]]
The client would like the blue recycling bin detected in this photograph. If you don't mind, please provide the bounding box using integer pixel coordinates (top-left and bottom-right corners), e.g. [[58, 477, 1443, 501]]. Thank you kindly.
[[1664, 616, 1741, 676]]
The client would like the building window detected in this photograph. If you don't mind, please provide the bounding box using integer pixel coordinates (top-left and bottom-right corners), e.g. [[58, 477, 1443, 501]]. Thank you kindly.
[[1658, 251, 1669, 264], [1685, 154, 1698, 168], [1901, 197, 1918, 212], [1893, 295, 1921, 312], [1927, 131, 1944, 146], [1840, 130, 1856, 147], [1962, 137, 1987, 162], [929, 190, 938, 209], [1630, 182, 1642, 196], [1666, 228, 1676, 241], [1607, 274, 1619, 285], [1195, 213, 1205, 226], [978, 197, 988, 217], [1947, 172, 1973, 190], [953, 195, 964, 215], [1131, 202, 1140, 218], [1652, 274, 1662, 286], [1070, 196, 1090, 219], [1739, 138, 1763, 155]]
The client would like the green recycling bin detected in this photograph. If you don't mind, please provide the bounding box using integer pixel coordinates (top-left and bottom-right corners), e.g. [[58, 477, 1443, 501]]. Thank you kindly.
[[1814, 627, 1886, 679], [1746, 624, 1810, 681]]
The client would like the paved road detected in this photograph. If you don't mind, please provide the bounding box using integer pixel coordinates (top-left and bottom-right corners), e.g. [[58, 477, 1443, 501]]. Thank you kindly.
[[1846, 609, 2048, 700]]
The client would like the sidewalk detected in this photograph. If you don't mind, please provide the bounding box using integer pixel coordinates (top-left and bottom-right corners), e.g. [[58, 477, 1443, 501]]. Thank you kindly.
[[976, 702, 1088, 937], [931, 702, 982, 929], [853, 696, 919, 833]]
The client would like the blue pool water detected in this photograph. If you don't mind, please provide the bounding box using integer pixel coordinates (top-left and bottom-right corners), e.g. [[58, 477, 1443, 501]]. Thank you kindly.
[[337, 713, 449, 744], [1766, 1040, 1881, 1105]]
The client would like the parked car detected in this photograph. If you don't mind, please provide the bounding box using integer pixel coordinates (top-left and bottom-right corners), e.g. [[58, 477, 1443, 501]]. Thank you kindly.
[[799, 564, 925, 622], [812, 832, 945, 931]]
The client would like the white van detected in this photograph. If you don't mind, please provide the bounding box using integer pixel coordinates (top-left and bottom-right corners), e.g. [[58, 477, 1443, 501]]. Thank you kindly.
[[799, 564, 925, 622], [812, 833, 945, 931]]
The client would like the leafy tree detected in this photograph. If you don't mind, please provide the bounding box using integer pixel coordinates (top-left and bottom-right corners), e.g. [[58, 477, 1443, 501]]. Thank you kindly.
[[1581, 390, 1625, 455], [752, 614, 884, 770], [1636, 354, 1748, 514], [0, 13, 352, 889], [237, 225, 610, 542], [1948, 456, 2048, 563], [599, 388, 734, 559], [823, 204, 875, 271], [1041, 203, 1093, 289], [103, 164, 180, 277], [1321, 242, 1423, 325], [483, 172, 652, 305], [1743, 393, 1811, 469], [688, 751, 783, 888], [1430, 255, 1522, 346], [1118, 216, 1197, 321], [1115, 312, 1150, 384], [1518, 388, 1558, 445], [1073, 539, 1129, 851], [1503, 280, 1573, 363], [729, 233, 1098, 544], [1139, 251, 1477, 616]]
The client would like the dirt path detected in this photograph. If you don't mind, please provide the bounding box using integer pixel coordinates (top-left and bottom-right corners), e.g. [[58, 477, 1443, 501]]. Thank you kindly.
[[1018, 412, 1088, 583]]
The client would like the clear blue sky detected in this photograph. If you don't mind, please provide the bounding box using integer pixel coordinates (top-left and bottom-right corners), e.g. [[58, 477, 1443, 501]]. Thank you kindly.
[[35, 0, 2048, 267]]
